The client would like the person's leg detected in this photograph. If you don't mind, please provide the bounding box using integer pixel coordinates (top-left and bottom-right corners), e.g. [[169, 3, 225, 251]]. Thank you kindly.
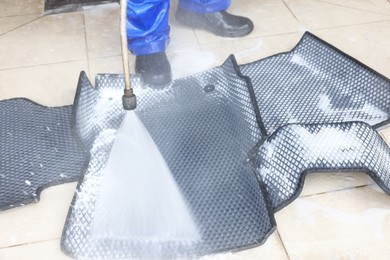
[[176, 0, 253, 38], [127, 0, 170, 55], [178, 0, 231, 13], [127, 0, 172, 86]]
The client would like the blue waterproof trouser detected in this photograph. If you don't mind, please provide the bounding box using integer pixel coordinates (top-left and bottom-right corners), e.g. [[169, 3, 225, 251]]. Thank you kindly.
[[127, 0, 231, 55]]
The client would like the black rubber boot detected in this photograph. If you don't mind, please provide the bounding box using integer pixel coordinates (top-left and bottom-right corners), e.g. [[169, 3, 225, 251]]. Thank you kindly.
[[135, 52, 172, 87], [175, 9, 254, 38]]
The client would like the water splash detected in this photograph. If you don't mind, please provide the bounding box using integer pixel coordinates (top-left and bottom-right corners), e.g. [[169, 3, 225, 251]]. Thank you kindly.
[[91, 111, 200, 244]]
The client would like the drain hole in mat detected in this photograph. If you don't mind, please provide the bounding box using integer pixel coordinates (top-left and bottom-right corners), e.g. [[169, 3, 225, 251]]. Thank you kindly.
[[204, 85, 215, 93]]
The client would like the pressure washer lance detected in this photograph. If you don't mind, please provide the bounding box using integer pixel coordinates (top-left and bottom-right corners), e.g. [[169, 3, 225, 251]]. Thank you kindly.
[[120, 0, 137, 110]]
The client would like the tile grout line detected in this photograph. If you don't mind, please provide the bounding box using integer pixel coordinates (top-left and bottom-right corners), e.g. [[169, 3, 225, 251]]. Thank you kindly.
[[242, 31, 302, 45], [192, 28, 206, 52], [310, 19, 390, 32], [316, 0, 390, 18], [281, 0, 301, 25], [0, 59, 88, 72], [0, 54, 124, 73], [89, 54, 122, 59], [197, 31, 301, 50], [276, 230, 292, 260], [300, 183, 372, 198], [281, 0, 390, 33], [0, 238, 61, 250], [192, 14, 390, 47], [0, 13, 42, 18], [82, 12, 91, 79], [0, 16, 42, 37]]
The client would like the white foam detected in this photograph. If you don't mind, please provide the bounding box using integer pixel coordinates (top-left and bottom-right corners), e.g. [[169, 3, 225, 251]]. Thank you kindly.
[[292, 125, 363, 161], [259, 125, 364, 185], [317, 94, 387, 125]]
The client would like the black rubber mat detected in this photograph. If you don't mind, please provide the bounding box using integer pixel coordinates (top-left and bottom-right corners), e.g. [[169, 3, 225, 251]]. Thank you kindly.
[[73, 71, 126, 151], [255, 122, 390, 211], [240, 32, 390, 134], [2, 31, 390, 257], [61, 57, 275, 258], [0, 99, 87, 210], [44, 0, 118, 14], [60, 32, 390, 258]]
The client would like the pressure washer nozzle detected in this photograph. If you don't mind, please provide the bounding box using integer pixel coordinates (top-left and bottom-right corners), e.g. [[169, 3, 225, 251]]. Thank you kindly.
[[122, 89, 137, 110]]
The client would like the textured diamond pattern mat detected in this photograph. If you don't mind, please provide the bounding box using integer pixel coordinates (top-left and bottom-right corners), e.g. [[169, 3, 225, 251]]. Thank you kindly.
[[255, 122, 390, 211], [44, 0, 118, 14], [61, 57, 275, 258], [73, 71, 126, 151], [2, 31, 390, 258], [240, 32, 390, 134], [0, 99, 87, 210]]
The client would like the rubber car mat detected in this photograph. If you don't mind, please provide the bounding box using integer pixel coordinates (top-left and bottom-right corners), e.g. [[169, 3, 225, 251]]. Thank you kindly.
[[239, 32, 390, 134], [44, 0, 118, 15], [61, 56, 275, 259], [0, 99, 87, 210], [255, 122, 390, 211]]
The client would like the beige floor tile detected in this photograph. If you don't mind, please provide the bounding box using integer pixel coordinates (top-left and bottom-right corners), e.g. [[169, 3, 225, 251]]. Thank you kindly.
[[0, 239, 71, 260], [0, 182, 77, 248], [200, 33, 302, 66], [230, 0, 300, 36], [89, 55, 123, 77], [0, 0, 43, 17], [300, 172, 372, 197], [312, 21, 390, 78], [84, 3, 121, 59], [0, 60, 88, 106], [0, 12, 86, 70], [275, 185, 390, 259], [284, 0, 390, 30], [320, 0, 390, 16], [0, 15, 40, 35], [380, 127, 390, 145], [194, 0, 300, 45], [168, 2, 200, 50], [167, 45, 218, 79], [161, 1, 205, 79], [169, 24, 199, 50]]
